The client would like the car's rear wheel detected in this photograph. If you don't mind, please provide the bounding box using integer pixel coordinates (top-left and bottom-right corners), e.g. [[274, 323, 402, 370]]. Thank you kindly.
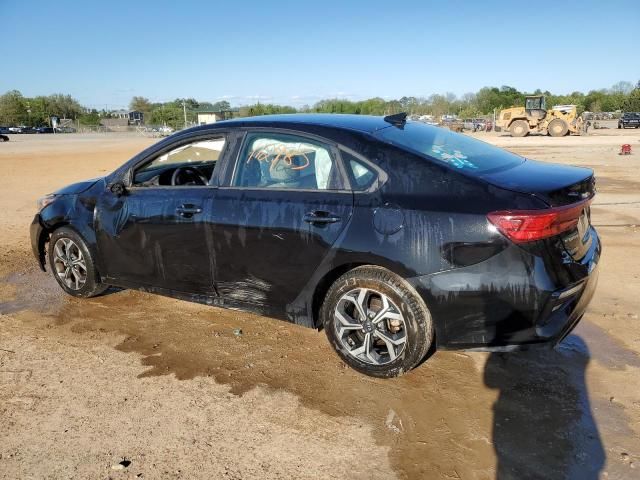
[[321, 266, 433, 378], [48, 227, 108, 298], [509, 120, 529, 137]]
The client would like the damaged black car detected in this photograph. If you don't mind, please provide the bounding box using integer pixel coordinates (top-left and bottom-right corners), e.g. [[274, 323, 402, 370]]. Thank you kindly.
[[31, 113, 600, 377]]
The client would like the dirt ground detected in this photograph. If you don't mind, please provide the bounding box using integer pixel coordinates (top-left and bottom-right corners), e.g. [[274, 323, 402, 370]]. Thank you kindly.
[[1, 126, 639, 480]]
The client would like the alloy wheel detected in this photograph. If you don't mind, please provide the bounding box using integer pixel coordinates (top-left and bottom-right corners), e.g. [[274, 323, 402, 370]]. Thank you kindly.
[[334, 288, 407, 365], [52, 238, 87, 290]]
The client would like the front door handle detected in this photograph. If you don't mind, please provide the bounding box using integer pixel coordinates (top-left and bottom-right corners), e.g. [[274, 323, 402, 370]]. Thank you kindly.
[[303, 210, 341, 225], [176, 204, 203, 218]]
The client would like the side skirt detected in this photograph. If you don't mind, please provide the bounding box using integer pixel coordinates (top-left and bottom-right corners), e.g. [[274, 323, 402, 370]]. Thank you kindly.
[[103, 279, 315, 328]]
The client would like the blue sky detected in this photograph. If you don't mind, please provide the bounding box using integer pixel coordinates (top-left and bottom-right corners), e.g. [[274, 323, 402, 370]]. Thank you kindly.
[[1, 0, 638, 109]]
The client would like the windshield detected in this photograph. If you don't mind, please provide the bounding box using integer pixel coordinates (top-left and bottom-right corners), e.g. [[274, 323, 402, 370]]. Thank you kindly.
[[376, 121, 525, 173]]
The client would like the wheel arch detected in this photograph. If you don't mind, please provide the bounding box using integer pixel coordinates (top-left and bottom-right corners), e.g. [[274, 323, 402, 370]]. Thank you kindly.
[[39, 221, 100, 279], [35, 220, 70, 270], [507, 116, 528, 128], [309, 260, 429, 330], [311, 262, 369, 329]]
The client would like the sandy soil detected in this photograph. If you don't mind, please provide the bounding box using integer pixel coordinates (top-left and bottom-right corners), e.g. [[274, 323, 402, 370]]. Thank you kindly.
[[1, 129, 639, 479]]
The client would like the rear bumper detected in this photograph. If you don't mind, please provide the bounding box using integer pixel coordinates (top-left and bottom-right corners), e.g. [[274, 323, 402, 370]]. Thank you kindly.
[[408, 229, 601, 350]]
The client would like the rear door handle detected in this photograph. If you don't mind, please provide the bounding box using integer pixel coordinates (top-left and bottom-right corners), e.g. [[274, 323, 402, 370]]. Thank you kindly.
[[176, 204, 203, 217], [303, 210, 341, 224]]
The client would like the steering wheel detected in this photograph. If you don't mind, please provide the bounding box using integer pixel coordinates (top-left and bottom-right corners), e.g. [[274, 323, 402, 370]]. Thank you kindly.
[[171, 166, 208, 186]]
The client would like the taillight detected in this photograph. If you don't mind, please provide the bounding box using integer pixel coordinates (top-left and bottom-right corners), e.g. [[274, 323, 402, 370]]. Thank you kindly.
[[487, 199, 591, 243]]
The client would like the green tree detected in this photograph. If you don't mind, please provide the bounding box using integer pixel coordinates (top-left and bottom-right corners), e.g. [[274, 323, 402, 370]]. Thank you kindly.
[[0, 90, 27, 125], [212, 100, 231, 111], [47, 94, 82, 119], [130, 96, 152, 116], [611, 81, 634, 95], [79, 109, 102, 126], [149, 104, 185, 129], [623, 88, 640, 112]]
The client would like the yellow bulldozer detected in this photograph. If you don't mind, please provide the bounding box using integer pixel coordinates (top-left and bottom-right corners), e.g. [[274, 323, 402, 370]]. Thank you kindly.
[[495, 95, 585, 137]]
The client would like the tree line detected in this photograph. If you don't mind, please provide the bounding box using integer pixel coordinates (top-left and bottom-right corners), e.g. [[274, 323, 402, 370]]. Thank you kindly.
[[2, 81, 640, 129]]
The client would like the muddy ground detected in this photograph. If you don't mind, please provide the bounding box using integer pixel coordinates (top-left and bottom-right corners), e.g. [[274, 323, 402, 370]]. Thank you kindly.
[[1, 127, 639, 480]]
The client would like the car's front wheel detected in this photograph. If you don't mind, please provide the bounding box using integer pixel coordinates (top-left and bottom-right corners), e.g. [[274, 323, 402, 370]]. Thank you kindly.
[[321, 266, 434, 378], [48, 227, 109, 298]]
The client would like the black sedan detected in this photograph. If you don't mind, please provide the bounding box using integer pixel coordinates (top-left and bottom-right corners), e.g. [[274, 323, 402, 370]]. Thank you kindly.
[[30, 113, 600, 377], [618, 112, 640, 129]]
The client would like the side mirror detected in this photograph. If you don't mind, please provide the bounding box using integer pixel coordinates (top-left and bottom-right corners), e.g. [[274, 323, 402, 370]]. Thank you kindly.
[[110, 182, 126, 196]]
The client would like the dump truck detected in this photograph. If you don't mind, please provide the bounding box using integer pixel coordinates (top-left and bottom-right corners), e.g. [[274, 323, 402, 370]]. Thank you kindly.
[[495, 95, 584, 137]]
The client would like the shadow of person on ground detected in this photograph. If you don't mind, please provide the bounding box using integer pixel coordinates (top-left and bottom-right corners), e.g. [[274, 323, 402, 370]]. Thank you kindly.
[[484, 335, 605, 480]]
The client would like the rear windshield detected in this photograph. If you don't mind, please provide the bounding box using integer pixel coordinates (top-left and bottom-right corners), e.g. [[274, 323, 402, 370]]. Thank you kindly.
[[376, 121, 524, 173]]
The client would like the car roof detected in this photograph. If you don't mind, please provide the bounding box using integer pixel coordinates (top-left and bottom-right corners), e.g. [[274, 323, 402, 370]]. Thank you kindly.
[[195, 114, 393, 134]]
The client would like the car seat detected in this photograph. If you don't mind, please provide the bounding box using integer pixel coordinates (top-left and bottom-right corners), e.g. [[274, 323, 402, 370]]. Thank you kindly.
[[268, 156, 301, 188]]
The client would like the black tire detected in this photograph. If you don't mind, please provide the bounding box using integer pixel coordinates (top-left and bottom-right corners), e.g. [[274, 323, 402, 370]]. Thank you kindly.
[[321, 266, 434, 378], [48, 227, 109, 298], [548, 118, 569, 137], [509, 120, 529, 137]]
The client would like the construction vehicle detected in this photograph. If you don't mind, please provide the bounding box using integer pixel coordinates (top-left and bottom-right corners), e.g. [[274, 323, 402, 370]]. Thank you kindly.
[[495, 95, 585, 137]]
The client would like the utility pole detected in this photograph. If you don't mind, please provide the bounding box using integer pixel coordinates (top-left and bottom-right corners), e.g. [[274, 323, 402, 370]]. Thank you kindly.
[[182, 101, 187, 128]]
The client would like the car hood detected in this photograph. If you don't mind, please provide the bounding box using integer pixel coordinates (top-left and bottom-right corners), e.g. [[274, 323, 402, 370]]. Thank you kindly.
[[53, 177, 102, 195]]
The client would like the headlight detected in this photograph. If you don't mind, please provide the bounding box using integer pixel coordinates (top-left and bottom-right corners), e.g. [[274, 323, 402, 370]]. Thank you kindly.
[[36, 194, 58, 211]]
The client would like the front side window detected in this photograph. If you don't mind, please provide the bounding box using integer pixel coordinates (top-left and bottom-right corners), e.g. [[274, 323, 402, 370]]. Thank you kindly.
[[133, 138, 225, 186], [234, 133, 340, 190]]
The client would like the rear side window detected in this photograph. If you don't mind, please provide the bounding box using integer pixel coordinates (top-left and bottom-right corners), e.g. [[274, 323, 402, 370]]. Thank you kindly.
[[234, 132, 341, 190], [376, 121, 524, 173], [342, 151, 376, 191]]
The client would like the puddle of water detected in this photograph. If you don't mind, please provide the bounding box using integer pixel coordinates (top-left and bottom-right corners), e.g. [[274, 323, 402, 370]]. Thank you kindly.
[[1, 267, 617, 479], [0, 270, 64, 315]]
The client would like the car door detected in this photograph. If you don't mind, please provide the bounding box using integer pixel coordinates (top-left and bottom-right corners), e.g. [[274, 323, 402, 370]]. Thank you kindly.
[[95, 134, 228, 295], [211, 130, 354, 314]]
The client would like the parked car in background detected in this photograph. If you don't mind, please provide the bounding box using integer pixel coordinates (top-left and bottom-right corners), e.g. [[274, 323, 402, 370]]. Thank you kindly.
[[463, 118, 489, 132], [0, 127, 12, 135], [618, 112, 640, 129], [36, 127, 54, 134], [30, 113, 600, 377], [55, 126, 76, 133], [8, 126, 37, 134], [462, 119, 475, 131]]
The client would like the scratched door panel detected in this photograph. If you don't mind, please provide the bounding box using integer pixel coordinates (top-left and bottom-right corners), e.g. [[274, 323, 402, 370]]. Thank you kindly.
[[211, 188, 353, 314], [95, 187, 216, 294]]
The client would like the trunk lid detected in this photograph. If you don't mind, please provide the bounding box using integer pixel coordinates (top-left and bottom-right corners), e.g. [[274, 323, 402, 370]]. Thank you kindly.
[[482, 159, 595, 261], [479, 159, 595, 207]]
